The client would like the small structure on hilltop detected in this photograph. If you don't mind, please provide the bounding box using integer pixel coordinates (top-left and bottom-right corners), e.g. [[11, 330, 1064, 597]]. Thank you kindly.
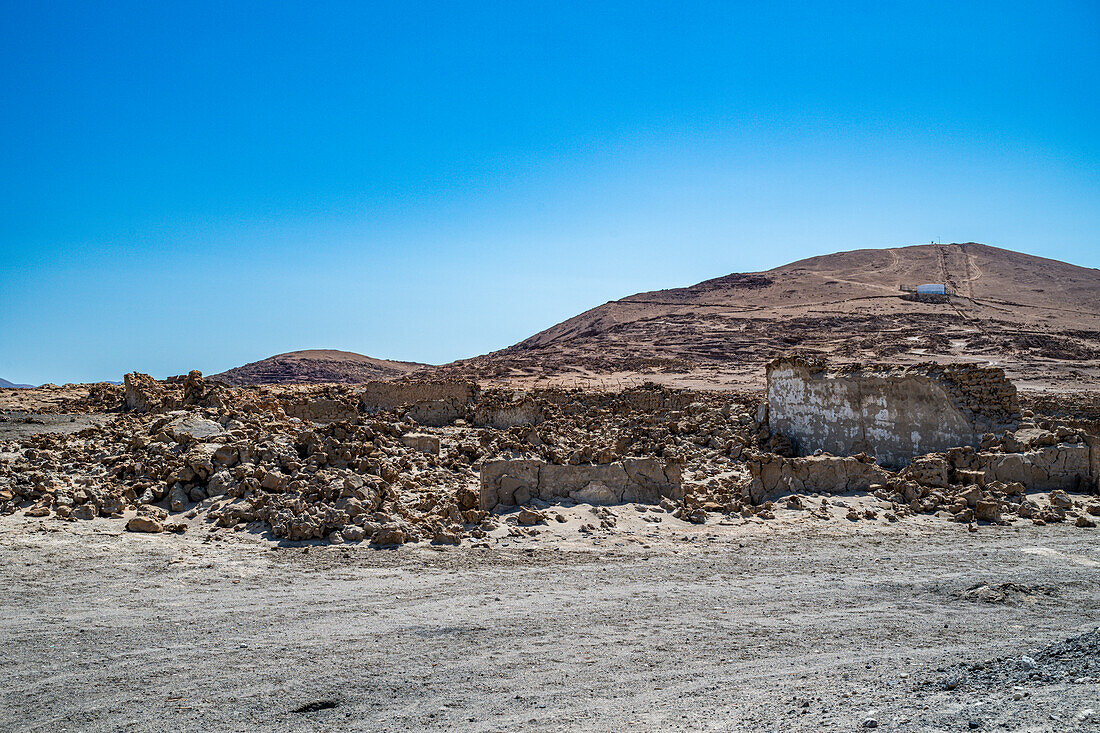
[[916, 283, 948, 295], [764, 356, 1020, 468], [899, 282, 957, 299]]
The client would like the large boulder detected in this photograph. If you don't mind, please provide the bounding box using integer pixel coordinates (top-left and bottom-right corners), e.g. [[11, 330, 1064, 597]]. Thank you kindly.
[[167, 415, 225, 443]]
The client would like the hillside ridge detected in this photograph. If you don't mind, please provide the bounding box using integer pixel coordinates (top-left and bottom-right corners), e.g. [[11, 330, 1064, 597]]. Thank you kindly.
[[426, 242, 1100, 391], [214, 349, 424, 386]]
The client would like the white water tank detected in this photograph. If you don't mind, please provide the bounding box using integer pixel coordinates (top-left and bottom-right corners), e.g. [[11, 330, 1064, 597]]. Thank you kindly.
[[916, 283, 947, 295]]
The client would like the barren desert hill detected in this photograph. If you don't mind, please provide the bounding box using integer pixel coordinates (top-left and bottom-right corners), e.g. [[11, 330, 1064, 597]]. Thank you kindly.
[[426, 242, 1100, 391], [213, 349, 425, 386]]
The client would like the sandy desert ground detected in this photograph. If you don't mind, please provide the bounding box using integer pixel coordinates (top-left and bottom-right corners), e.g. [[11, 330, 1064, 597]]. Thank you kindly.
[[2, 507, 1098, 732]]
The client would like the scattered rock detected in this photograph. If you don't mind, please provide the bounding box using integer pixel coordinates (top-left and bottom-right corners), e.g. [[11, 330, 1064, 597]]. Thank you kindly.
[[401, 433, 441, 455], [126, 516, 163, 533], [517, 507, 545, 526]]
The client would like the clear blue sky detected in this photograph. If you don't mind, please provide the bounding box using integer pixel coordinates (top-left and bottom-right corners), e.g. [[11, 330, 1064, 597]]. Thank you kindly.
[[2, 1, 1098, 384]]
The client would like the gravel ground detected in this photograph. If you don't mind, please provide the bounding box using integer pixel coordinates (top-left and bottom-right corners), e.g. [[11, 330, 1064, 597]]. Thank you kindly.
[[0, 412, 109, 441], [2, 512, 1098, 732]]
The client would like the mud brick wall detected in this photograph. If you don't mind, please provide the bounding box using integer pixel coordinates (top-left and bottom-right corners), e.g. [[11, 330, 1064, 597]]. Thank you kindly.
[[357, 381, 479, 427], [279, 397, 359, 423], [949, 441, 1096, 492], [766, 358, 1020, 469], [746, 453, 892, 504], [480, 458, 683, 510]]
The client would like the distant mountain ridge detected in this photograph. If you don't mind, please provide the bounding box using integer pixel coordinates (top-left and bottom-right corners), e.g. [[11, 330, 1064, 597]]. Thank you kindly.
[[213, 349, 425, 386], [0, 377, 34, 389]]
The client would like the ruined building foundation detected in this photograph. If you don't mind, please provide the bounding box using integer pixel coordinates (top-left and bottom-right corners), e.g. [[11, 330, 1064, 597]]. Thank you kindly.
[[480, 458, 683, 511], [766, 357, 1020, 468]]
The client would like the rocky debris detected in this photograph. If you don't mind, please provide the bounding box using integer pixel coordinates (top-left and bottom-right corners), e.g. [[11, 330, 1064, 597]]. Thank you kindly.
[[2, 378, 751, 544], [126, 515, 164, 533], [123, 371, 236, 414], [1048, 489, 1073, 509], [900, 455, 951, 488], [956, 583, 1056, 604], [1, 374, 488, 545], [929, 628, 1100, 692], [372, 526, 409, 546], [2, 371, 1098, 545], [432, 528, 461, 545], [516, 507, 545, 526], [167, 415, 225, 443]]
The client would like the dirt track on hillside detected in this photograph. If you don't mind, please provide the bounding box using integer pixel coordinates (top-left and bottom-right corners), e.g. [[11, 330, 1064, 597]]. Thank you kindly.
[[3, 513, 1097, 732]]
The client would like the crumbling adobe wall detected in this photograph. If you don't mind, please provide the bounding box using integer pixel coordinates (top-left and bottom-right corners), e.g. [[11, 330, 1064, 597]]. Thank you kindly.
[[280, 398, 359, 423], [480, 458, 682, 510], [748, 426, 1098, 505], [124, 371, 231, 414], [124, 372, 163, 412], [473, 391, 544, 429], [746, 453, 893, 504], [358, 380, 479, 427], [976, 446, 1091, 491], [946, 428, 1096, 492], [766, 357, 1019, 468]]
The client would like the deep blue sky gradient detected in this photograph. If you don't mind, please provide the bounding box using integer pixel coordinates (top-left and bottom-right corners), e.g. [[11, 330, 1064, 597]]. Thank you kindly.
[[2, 1, 1098, 383]]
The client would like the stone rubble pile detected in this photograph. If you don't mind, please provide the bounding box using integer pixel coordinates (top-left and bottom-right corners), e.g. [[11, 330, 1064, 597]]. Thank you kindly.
[[0, 375, 762, 544], [1, 371, 1097, 544]]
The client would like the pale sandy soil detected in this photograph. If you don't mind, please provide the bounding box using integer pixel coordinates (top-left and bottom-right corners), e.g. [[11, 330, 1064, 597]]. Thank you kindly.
[[2, 502, 1098, 732]]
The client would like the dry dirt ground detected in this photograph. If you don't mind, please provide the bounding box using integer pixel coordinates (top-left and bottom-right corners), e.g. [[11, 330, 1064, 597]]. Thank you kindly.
[[2, 506, 1098, 732]]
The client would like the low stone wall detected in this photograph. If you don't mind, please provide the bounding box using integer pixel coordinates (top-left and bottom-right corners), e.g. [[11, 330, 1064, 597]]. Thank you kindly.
[[279, 397, 359, 423], [951, 443, 1094, 492], [480, 458, 683, 510], [473, 394, 543, 429], [1088, 434, 1100, 488], [358, 381, 479, 427], [746, 453, 893, 504]]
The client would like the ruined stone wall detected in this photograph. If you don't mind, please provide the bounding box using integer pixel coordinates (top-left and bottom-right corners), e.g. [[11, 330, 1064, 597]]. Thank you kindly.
[[473, 392, 544, 429], [357, 381, 479, 427], [124, 372, 163, 412], [1088, 434, 1100, 490], [948, 436, 1096, 493], [766, 358, 1019, 468], [480, 458, 682, 510], [279, 398, 359, 423], [746, 453, 892, 504]]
